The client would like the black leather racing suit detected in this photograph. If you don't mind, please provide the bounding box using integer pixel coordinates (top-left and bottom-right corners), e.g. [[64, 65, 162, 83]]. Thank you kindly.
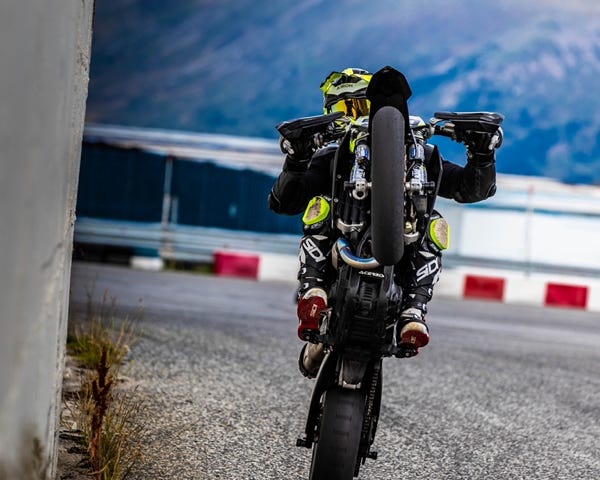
[[268, 142, 497, 316]]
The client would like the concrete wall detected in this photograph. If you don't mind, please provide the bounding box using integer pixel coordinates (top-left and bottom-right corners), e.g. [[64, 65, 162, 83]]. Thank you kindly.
[[0, 1, 94, 477]]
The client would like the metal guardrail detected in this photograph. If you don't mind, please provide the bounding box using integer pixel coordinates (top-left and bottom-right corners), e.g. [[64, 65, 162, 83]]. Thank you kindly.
[[74, 217, 301, 262], [74, 217, 600, 278]]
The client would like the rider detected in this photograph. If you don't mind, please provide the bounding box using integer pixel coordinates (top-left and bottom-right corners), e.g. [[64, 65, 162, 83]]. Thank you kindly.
[[268, 67, 501, 377]]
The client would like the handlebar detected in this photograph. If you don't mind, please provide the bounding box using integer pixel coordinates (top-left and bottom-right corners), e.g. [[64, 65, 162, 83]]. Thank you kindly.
[[433, 123, 457, 139], [430, 111, 504, 142], [276, 110, 503, 148]]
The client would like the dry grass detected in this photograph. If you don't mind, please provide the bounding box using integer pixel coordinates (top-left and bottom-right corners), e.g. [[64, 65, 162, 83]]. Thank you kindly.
[[64, 287, 145, 480]]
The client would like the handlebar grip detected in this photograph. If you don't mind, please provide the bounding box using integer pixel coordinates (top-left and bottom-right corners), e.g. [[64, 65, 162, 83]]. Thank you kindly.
[[434, 124, 456, 139]]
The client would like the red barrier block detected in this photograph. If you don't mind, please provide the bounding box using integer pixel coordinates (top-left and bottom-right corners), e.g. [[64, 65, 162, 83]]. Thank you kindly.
[[463, 275, 505, 301], [213, 251, 259, 279], [545, 283, 588, 308]]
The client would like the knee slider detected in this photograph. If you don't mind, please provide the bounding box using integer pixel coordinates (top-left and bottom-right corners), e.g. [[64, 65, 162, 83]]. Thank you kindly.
[[426, 214, 450, 252], [302, 196, 331, 234]]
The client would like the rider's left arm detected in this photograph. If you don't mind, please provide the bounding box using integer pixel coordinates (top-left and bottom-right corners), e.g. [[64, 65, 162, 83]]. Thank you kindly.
[[437, 129, 500, 203], [437, 154, 497, 203]]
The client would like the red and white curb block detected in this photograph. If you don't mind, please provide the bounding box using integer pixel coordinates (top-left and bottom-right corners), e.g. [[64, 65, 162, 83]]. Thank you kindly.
[[214, 250, 299, 282], [213, 250, 600, 312], [435, 267, 600, 311]]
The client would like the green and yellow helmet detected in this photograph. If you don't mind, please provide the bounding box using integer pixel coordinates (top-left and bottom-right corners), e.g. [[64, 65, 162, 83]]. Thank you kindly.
[[320, 67, 372, 119]]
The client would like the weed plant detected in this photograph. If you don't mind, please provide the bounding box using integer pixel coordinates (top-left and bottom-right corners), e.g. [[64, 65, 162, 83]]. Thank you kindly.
[[65, 287, 144, 480]]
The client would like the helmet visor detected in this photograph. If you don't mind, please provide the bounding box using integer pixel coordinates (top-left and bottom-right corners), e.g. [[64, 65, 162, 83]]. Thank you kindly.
[[329, 98, 370, 119]]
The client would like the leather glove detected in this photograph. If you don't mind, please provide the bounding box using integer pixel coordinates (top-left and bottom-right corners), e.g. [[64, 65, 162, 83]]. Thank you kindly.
[[463, 128, 503, 162], [279, 135, 321, 159], [279, 133, 325, 170]]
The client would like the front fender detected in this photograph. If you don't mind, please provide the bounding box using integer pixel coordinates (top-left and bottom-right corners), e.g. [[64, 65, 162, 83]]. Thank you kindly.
[[366, 65, 412, 132], [338, 355, 369, 389]]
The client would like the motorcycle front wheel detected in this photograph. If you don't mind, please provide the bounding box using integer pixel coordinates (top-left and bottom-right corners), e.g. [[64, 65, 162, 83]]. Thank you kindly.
[[370, 105, 406, 266], [309, 387, 366, 480]]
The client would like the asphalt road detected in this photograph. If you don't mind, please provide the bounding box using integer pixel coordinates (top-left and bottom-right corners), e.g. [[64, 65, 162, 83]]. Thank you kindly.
[[69, 261, 600, 480]]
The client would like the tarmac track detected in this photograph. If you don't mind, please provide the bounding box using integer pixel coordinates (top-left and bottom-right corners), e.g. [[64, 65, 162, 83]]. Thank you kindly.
[[69, 261, 600, 480]]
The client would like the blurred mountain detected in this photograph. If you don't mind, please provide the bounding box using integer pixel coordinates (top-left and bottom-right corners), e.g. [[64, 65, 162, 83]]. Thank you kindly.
[[86, 0, 600, 184]]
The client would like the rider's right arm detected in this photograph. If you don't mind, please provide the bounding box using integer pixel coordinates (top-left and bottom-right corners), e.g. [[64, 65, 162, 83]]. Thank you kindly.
[[268, 167, 309, 215], [268, 149, 334, 215]]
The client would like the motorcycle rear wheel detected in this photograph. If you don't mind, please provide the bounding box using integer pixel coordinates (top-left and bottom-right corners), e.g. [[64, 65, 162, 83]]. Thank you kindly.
[[309, 387, 365, 480], [370, 105, 406, 265]]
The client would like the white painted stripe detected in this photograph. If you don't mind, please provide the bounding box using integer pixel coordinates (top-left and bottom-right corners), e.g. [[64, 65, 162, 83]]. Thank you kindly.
[[585, 282, 600, 312], [257, 253, 299, 282], [435, 269, 464, 299], [130, 256, 164, 271], [504, 273, 545, 307]]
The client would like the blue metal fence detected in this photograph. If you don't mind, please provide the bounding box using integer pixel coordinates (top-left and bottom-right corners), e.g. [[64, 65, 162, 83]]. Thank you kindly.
[[78, 144, 165, 222], [76, 141, 302, 237]]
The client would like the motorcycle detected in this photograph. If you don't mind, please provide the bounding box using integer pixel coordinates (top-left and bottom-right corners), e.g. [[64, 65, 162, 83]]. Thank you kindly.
[[276, 66, 504, 479]]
